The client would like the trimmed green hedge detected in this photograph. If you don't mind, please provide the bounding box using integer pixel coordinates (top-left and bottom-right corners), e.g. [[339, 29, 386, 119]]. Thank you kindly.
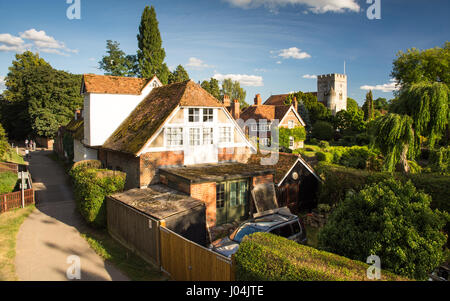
[[69, 162, 126, 228], [234, 232, 406, 281], [0, 171, 18, 194]]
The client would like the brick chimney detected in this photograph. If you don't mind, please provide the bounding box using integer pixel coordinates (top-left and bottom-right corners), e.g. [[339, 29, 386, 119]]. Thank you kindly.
[[223, 94, 231, 107], [254, 94, 262, 106], [293, 97, 298, 111], [231, 99, 240, 119]]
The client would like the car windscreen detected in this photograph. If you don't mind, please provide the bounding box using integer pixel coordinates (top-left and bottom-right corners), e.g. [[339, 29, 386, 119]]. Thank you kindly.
[[230, 225, 261, 243]]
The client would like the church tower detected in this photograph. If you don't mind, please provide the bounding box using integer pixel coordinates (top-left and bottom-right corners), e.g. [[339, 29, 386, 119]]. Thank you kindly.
[[317, 74, 347, 115]]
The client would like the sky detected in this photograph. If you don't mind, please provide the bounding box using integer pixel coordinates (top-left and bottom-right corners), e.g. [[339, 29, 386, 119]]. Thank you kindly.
[[0, 0, 449, 105]]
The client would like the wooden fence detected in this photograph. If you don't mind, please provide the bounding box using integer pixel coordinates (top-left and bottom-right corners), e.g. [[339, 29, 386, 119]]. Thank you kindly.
[[0, 162, 18, 174], [160, 226, 235, 281], [0, 189, 35, 213]]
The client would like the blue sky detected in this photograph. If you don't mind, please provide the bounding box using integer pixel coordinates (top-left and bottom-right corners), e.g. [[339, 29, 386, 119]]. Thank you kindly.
[[0, 0, 449, 105]]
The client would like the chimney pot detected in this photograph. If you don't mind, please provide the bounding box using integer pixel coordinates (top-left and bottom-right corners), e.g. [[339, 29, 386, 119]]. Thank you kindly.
[[232, 99, 240, 119], [254, 94, 262, 106], [293, 97, 298, 111], [223, 94, 231, 107]]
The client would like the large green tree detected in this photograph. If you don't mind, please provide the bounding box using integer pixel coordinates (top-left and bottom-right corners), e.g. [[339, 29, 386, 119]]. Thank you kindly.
[[220, 78, 247, 109], [168, 65, 189, 84], [99, 40, 137, 77], [137, 5, 170, 83], [287, 91, 332, 124], [318, 179, 448, 280], [201, 78, 221, 100], [362, 90, 375, 121]]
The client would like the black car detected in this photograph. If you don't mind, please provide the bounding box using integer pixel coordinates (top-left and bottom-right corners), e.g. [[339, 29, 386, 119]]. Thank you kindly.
[[210, 211, 307, 258]]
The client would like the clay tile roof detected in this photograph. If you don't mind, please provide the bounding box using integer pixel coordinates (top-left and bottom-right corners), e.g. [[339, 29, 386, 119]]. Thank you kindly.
[[103, 80, 223, 155], [240, 105, 291, 123], [82, 74, 151, 95], [264, 94, 289, 106]]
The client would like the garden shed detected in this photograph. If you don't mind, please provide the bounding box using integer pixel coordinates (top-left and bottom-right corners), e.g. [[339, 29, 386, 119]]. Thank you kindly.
[[106, 184, 207, 265]]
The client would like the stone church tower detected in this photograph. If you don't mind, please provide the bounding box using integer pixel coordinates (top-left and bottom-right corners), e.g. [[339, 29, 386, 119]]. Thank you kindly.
[[317, 74, 347, 115]]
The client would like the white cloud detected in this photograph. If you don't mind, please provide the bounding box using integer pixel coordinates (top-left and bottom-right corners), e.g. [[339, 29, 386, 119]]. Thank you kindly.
[[302, 74, 317, 79], [360, 79, 399, 93], [254, 68, 267, 73], [0, 76, 6, 92], [276, 61, 282, 64], [213, 73, 264, 87], [224, 0, 360, 14], [20, 29, 78, 55], [0, 33, 24, 46], [186, 57, 213, 69], [272, 47, 311, 60]]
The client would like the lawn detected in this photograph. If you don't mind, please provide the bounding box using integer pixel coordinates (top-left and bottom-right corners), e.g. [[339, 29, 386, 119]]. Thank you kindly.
[[80, 228, 167, 281], [305, 224, 320, 249], [0, 172, 18, 195], [0, 205, 35, 281], [2, 148, 26, 165]]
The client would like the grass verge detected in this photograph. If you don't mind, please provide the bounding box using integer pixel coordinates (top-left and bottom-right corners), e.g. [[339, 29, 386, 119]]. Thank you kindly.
[[80, 228, 167, 281], [2, 148, 25, 165], [0, 205, 35, 281]]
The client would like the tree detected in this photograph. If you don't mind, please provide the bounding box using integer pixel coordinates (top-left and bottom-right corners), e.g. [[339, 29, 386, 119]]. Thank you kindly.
[[99, 40, 137, 77], [201, 78, 221, 100], [220, 78, 247, 109], [346, 97, 359, 112], [297, 100, 312, 132], [374, 97, 389, 111], [168, 65, 189, 84], [334, 108, 365, 134], [318, 179, 449, 280], [287, 91, 332, 124], [0, 123, 9, 159], [137, 6, 168, 82], [362, 90, 375, 121], [392, 42, 450, 88], [312, 121, 334, 141]]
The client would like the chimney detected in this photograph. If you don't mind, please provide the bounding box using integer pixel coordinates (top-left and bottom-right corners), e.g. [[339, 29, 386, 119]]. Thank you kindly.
[[231, 99, 240, 119], [293, 97, 298, 111], [254, 94, 262, 106], [223, 94, 231, 107], [74, 109, 82, 121]]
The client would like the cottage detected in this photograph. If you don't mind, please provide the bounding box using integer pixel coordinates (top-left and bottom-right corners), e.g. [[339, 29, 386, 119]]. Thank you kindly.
[[239, 94, 306, 150]]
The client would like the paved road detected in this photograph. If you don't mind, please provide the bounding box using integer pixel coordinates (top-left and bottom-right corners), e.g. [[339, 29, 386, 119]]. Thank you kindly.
[[15, 150, 128, 281]]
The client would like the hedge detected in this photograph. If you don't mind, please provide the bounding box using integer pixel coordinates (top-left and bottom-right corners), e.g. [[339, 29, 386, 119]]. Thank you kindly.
[[234, 232, 407, 281], [0, 171, 18, 194], [69, 162, 126, 228]]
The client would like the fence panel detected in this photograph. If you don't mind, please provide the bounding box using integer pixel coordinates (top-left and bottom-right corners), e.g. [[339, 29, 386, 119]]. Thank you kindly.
[[160, 226, 234, 281], [0, 162, 18, 174], [0, 189, 35, 213]]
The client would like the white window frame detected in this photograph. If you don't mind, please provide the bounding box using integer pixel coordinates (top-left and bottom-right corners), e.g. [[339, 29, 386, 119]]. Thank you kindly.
[[188, 108, 200, 123], [288, 120, 294, 129], [289, 136, 294, 148], [189, 128, 201, 146], [203, 127, 214, 145], [260, 137, 270, 147], [219, 126, 232, 143], [203, 108, 214, 123], [165, 127, 183, 147]]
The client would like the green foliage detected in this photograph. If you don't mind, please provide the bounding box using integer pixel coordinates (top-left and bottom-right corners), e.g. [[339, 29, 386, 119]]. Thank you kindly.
[[334, 106, 365, 134], [428, 146, 450, 174], [330, 146, 380, 170], [318, 140, 329, 149], [278, 127, 306, 149], [362, 90, 375, 121], [137, 6, 168, 82], [316, 151, 332, 163], [200, 78, 221, 100], [287, 91, 332, 124], [234, 232, 405, 281], [0, 172, 18, 194], [221, 78, 247, 109], [69, 163, 126, 228], [312, 121, 334, 141], [62, 133, 74, 163], [0, 124, 9, 159], [374, 97, 389, 111], [318, 179, 449, 280], [168, 65, 189, 84], [392, 42, 450, 87], [99, 40, 137, 77]]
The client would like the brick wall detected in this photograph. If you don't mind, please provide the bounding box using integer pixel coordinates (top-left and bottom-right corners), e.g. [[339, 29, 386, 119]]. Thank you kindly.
[[99, 150, 140, 190], [139, 151, 184, 187], [190, 182, 217, 227]]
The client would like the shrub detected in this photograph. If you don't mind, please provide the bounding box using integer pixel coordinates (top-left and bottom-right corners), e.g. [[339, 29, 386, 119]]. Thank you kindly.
[[234, 232, 406, 281], [318, 140, 329, 149], [327, 146, 380, 170], [428, 147, 450, 175], [69, 163, 126, 228], [312, 121, 334, 141], [318, 178, 449, 280], [316, 151, 332, 163], [0, 171, 18, 194]]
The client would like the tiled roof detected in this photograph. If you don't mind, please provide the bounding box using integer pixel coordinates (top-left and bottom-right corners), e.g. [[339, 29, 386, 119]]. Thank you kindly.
[[264, 94, 289, 106], [64, 118, 84, 141], [82, 74, 152, 95], [240, 105, 291, 123], [103, 80, 223, 155]]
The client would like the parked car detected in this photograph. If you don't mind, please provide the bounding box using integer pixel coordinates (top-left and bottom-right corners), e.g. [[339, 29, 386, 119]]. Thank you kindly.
[[210, 210, 307, 258]]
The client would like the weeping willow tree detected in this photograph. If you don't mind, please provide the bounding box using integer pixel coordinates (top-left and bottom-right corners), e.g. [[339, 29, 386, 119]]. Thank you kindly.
[[373, 82, 449, 172]]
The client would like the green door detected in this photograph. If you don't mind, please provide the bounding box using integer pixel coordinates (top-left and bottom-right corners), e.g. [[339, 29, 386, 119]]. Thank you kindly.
[[216, 179, 249, 225]]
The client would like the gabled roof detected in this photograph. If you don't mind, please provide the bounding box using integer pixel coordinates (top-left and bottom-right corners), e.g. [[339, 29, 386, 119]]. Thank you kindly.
[[81, 74, 160, 95], [102, 80, 224, 155], [247, 152, 321, 186], [240, 105, 291, 123], [264, 94, 289, 106]]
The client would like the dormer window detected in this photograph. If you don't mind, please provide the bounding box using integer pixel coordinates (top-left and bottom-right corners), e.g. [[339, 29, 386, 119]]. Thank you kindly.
[[188, 108, 200, 122], [203, 109, 213, 122]]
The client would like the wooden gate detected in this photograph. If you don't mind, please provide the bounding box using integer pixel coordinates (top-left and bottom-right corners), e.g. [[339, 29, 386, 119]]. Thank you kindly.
[[160, 226, 234, 281]]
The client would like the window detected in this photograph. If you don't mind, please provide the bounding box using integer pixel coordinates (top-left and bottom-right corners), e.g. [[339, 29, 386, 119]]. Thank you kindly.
[[288, 120, 294, 129], [203, 108, 213, 122], [289, 136, 294, 148], [188, 108, 200, 122], [271, 224, 293, 238], [230, 182, 238, 207], [220, 127, 232, 143], [260, 138, 270, 147], [251, 124, 258, 132], [203, 128, 213, 145], [216, 183, 225, 209], [166, 127, 183, 146], [189, 128, 200, 146]]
